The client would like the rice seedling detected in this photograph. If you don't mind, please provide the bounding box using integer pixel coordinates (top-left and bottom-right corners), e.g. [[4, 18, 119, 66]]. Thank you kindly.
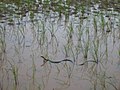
[[83, 28, 90, 59], [93, 16, 98, 38], [66, 23, 74, 42], [100, 13, 105, 33], [63, 22, 74, 57], [38, 20, 47, 46], [75, 22, 83, 59]]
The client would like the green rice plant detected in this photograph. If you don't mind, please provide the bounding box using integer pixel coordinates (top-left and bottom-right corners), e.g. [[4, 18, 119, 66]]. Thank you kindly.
[[83, 29, 90, 59], [100, 13, 105, 33], [88, 48, 105, 78], [42, 21, 47, 44], [37, 20, 47, 46], [77, 21, 83, 42], [67, 22, 74, 41], [71, 48, 76, 63], [63, 22, 74, 57], [81, 5, 85, 16], [75, 22, 83, 58], [93, 16, 98, 39], [76, 26, 90, 70], [66, 22, 74, 45]]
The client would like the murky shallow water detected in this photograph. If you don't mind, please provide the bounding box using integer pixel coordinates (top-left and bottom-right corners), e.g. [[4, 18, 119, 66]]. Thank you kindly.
[[0, 1, 120, 90]]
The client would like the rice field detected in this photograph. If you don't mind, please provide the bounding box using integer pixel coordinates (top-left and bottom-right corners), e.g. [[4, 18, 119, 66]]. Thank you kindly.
[[0, 0, 120, 90]]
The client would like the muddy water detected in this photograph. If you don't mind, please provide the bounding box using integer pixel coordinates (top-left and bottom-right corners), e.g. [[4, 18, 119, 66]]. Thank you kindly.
[[0, 2, 120, 90]]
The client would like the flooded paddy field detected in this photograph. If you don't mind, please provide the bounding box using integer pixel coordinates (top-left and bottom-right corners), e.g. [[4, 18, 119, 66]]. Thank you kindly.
[[0, 0, 120, 90]]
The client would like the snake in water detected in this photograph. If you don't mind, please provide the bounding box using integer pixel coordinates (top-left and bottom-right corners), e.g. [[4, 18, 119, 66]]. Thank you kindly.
[[41, 56, 98, 66], [41, 56, 74, 66]]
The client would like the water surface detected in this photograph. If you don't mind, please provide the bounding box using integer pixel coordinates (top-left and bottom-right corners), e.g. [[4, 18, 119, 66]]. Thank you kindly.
[[0, 0, 120, 90]]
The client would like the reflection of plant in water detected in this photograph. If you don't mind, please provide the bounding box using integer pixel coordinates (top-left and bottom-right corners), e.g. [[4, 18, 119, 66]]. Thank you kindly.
[[31, 54, 36, 86], [8, 61, 19, 90], [0, 25, 6, 68], [0, 25, 6, 53], [87, 69, 118, 90]]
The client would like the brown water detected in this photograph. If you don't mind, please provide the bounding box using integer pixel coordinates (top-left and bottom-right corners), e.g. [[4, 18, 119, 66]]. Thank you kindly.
[[0, 1, 120, 90]]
